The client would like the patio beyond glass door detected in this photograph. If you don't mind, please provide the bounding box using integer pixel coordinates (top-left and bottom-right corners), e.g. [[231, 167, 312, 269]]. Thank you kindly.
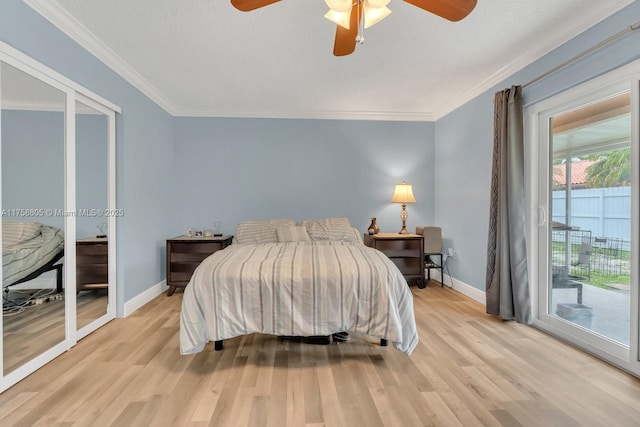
[[549, 91, 631, 345], [537, 84, 634, 362], [530, 61, 640, 376]]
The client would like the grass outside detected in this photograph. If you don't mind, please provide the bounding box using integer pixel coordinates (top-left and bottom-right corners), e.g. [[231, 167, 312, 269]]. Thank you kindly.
[[552, 241, 630, 290], [586, 273, 629, 289]]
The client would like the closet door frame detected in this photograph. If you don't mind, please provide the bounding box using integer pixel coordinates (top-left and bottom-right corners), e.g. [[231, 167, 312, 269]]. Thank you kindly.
[[0, 40, 120, 393], [74, 93, 117, 341]]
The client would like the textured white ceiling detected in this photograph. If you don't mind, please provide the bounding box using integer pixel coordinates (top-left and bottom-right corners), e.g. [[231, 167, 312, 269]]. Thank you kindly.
[[25, 0, 635, 120]]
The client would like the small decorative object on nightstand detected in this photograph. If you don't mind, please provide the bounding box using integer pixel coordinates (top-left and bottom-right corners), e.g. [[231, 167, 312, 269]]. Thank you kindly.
[[95, 223, 107, 238], [364, 232, 425, 288], [367, 217, 380, 235], [166, 235, 232, 296]]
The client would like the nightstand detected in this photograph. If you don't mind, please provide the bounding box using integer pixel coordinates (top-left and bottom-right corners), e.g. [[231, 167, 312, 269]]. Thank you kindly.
[[76, 237, 108, 292], [166, 235, 233, 296], [364, 232, 425, 288]]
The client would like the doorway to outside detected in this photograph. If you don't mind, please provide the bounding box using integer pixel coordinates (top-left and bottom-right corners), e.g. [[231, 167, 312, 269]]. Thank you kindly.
[[527, 62, 639, 374], [550, 91, 630, 345]]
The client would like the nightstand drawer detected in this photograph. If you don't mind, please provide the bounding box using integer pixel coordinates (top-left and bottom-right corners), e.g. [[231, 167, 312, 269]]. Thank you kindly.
[[77, 243, 108, 256], [170, 250, 216, 263], [76, 239, 109, 289], [374, 238, 421, 256], [389, 257, 423, 275], [169, 261, 206, 282], [77, 265, 108, 285], [170, 242, 223, 255], [364, 232, 425, 288], [166, 236, 233, 296]]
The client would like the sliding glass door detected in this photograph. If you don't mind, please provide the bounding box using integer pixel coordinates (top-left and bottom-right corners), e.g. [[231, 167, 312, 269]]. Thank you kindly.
[[528, 61, 640, 375], [549, 92, 631, 344]]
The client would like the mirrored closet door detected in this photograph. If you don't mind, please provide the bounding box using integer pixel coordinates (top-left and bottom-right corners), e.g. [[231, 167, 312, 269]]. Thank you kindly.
[[75, 98, 112, 336], [0, 41, 120, 392], [1, 62, 67, 375]]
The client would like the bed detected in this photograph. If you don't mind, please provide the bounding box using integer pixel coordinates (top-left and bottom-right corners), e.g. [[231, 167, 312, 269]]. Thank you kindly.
[[180, 218, 419, 355], [2, 221, 65, 291]]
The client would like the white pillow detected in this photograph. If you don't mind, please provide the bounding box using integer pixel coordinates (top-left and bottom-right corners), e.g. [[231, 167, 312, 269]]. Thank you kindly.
[[234, 219, 295, 244], [2, 221, 42, 246], [276, 225, 311, 242], [300, 217, 357, 242], [352, 227, 364, 244]]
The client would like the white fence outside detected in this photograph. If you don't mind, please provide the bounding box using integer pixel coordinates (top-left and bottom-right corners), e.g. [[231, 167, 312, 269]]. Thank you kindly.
[[552, 186, 630, 251]]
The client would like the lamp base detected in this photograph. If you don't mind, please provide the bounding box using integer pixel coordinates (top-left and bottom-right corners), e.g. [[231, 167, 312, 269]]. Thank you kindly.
[[398, 203, 410, 234]]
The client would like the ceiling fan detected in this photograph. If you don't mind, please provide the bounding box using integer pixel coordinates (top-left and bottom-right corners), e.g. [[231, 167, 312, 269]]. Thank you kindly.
[[230, 0, 477, 56]]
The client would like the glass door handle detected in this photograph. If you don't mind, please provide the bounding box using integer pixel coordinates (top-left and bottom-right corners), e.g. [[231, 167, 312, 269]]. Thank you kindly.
[[537, 206, 546, 227]]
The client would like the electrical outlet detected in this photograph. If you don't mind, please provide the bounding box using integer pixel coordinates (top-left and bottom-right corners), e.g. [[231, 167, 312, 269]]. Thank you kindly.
[[447, 248, 456, 259]]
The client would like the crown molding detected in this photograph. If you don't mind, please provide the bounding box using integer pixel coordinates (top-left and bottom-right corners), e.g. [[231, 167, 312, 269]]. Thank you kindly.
[[23, 0, 176, 115], [432, 0, 636, 120], [174, 108, 435, 122], [2, 100, 104, 114], [2, 100, 64, 112]]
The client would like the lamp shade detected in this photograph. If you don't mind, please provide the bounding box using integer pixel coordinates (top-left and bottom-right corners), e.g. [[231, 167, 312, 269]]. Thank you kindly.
[[368, 0, 391, 7], [324, 9, 352, 29], [364, 5, 391, 28], [391, 181, 416, 204], [325, 0, 352, 12]]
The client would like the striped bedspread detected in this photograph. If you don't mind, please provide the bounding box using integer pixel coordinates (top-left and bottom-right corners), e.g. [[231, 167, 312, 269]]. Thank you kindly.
[[180, 240, 418, 355], [2, 222, 64, 285]]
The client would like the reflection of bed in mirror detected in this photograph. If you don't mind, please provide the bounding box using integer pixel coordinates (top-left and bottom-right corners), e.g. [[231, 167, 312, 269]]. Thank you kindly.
[[2, 221, 65, 300], [2, 221, 67, 373]]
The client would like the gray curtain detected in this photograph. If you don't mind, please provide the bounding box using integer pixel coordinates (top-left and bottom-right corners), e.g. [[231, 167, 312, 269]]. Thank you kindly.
[[485, 85, 532, 324]]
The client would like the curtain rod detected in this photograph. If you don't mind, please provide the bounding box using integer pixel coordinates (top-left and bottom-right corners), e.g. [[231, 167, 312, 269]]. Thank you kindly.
[[522, 21, 640, 88]]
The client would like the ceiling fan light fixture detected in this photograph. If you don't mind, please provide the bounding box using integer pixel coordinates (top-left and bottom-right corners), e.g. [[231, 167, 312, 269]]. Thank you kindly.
[[324, 9, 352, 29], [324, 0, 353, 12], [232, 0, 476, 57], [363, 2, 391, 29], [367, 0, 391, 8]]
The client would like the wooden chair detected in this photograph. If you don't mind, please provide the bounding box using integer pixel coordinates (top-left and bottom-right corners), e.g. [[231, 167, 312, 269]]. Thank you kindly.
[[416, 226, 443, 286]]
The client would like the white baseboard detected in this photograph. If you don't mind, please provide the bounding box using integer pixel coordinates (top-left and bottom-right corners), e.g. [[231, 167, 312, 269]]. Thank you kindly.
[[432, 270, 486, 305], [123, 280, 165, 317]]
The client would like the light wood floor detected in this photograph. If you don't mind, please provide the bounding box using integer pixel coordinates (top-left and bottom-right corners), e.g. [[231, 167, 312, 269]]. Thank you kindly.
[[3, 290, 108, 373], [1, 282, 640, 426]]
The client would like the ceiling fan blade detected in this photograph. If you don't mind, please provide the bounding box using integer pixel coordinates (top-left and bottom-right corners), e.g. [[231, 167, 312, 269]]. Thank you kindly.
[[403, 0, 477, 22], [231, 0, 281, 12], [333, 4, 361, 57]]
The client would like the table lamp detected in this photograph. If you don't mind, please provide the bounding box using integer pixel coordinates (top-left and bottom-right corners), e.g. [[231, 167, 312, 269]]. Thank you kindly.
[[391, 180, 416, 234]]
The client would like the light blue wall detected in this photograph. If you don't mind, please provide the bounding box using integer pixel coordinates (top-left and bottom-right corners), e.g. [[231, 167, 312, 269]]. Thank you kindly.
[[1, 0, 175, 310], [76, 113, 108, 238], [434, 1, 640, 291], [173, 118, 435, 236], [1, 110, 106, 238], [1, 110, 64, 228], [435, 92, 494, 289]]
